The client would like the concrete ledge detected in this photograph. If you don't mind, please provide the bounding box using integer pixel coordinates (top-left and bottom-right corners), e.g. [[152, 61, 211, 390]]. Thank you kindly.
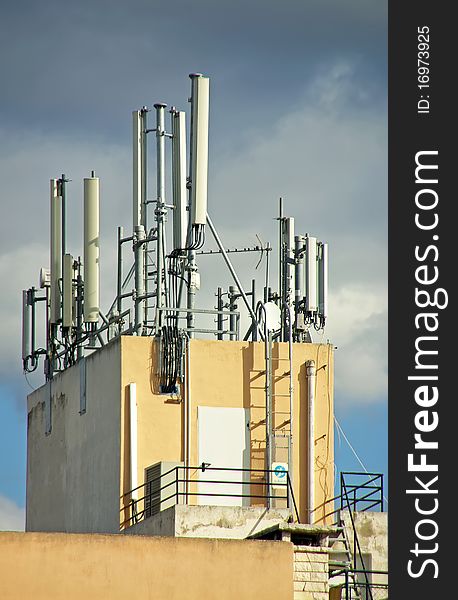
[[122, 504, 292, 539], [249, 522, 339, 545]]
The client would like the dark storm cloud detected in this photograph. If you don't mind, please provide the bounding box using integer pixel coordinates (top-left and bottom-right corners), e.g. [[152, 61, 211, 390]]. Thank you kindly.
[[1, 0, 386, 142], [0, 0, 387, 402]]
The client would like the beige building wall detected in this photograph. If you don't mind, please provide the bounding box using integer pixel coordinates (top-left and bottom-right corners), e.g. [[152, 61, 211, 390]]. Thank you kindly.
[[0, 532, 294, 600], [27, 335, 334, 533], [120, 337, 334, 526], [26, 340, 122, 533]]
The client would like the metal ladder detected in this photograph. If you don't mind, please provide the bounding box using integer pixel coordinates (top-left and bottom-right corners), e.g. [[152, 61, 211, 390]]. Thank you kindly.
[[265, 304, 294, 508], [328, 514, 363, 600]]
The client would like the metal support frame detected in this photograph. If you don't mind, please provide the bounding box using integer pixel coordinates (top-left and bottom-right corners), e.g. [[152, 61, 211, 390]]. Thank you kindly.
[[134, 225, 146, 335], [206, 212, 264, 341]]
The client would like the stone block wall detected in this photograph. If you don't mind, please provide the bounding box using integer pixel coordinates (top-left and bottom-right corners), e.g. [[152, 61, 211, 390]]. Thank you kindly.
[[293, 545, 329, 600]]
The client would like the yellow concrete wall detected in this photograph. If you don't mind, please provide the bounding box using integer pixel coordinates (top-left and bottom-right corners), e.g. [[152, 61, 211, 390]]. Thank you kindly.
[[26, 340, 122, 533], [120, 337, 334, 526], [0, 532, 294, 600]]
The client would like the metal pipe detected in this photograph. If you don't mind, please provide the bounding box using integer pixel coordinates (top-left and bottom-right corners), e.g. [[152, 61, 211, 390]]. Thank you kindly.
[[186, 250, 198, 337], [185, 335, 191, 503], [117, 226, 123, 314], [278, 197, 283, 307], [281, 216, 294, 341], [265, 241, 271, 294], [60, 174, 67, 264], [171, 109, 188, 251], [251, 279, 257, 341], [265, 329, 273, 507], [286, 303, 294, 506], [30, 288, 36, 362], [206, 213, 264, 341], [76, 259, 83, 361], [134, 225, 146, 335], [216, 287, 223, 340], [155, 103, 167, 330], [306, 360, 316, 523], [229, 285, 236, 341], [62, 253, 74, 329], [129, 383, 138, 501]]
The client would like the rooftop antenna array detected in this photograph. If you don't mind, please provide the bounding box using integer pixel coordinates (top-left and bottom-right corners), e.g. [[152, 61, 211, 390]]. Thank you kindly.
[[21, 72, 329, 385]]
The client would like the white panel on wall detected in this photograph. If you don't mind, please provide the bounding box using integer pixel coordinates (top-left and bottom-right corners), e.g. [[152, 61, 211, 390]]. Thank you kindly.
[[197, 406, 250, 506]]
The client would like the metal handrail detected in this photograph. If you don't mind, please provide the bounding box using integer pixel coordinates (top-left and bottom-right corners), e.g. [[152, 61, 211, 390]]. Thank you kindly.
[[340, 472, 384, 513], [341, 479, 374, 600], [120, 465, 300, 529], [329, 567, 388, 600], [312, 472, 384, 525]]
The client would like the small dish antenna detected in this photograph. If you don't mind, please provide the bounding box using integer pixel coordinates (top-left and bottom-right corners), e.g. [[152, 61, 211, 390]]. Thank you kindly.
[[263, 301, 281, 332]]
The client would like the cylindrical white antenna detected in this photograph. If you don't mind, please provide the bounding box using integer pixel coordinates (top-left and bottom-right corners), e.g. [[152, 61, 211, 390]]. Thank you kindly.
[[189, 73, 209, 226], [171, 109, 188, 251], [62, 253, 74, 328], [83, 173, 100, 323], [22, 290, 31, 361], [50, 178, 62, 324], [318, 242, 328, 322], [132, 110, 145, 230], [305, 236, 318, 314], [294, 235, 305, 307]]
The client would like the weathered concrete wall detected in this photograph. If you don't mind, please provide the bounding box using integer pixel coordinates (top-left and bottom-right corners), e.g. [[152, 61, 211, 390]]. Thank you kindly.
[[0, 532, 294, 600], [124, 504, 292, 539], [350, 510, 388, 586], [26, 339, 121, 534], [293, 546, 329, 600], [120, 337, 334, 526], [331, 511, 388, 590]]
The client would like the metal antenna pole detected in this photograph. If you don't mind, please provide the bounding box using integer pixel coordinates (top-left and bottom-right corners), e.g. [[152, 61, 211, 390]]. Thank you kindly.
[[278, 197, 283, 306], [265, 241, 271, 295], [206, 212, 264, 341], [228, 285, 236, 341], [76, 258, 83, 361], [154, 103, 167, 332], [134, 226, 146, 335], [187, 250, 197, 337], [216, 287, 223, 340], [141, 108, 148, 327], [60, 174, 67, 262], [117, 226, 123, 315], [251, 279, 257, 342]]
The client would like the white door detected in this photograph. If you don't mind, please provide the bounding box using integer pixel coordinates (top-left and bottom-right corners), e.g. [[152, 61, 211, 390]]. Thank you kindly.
[[197, 406, 250, 506]]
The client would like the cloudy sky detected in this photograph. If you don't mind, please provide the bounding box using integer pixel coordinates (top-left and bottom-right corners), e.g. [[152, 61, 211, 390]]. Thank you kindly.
[[0, 0, 387, 529]]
